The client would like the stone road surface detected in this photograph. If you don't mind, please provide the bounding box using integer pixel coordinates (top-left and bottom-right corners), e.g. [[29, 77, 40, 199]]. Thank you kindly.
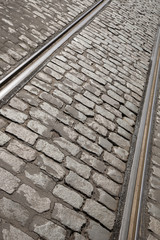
[[0, 0, 95, 78], [142, 88, 160, 240], [0, 0, 160, 240]]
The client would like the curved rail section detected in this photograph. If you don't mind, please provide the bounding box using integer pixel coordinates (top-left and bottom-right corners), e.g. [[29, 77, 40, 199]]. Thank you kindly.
[[118, 26, 160, 240], [0, 0, 110, 104]]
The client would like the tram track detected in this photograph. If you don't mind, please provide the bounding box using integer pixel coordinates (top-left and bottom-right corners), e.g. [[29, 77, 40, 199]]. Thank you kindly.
[[0, 0, 110, 105], [118, 26, 160, 240]]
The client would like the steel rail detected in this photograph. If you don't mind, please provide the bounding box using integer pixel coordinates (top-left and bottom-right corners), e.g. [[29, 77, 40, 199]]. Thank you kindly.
[[118, 27, 160, 240], [0, 0, 111, 102]]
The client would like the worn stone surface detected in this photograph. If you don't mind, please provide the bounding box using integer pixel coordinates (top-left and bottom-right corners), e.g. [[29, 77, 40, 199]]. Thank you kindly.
[[30, 216, 66, 240], [52, 203, 86, 231], [53, 184, 84, 209], [85, 220, 111, 240], [2, 224, 34, 240], [0, 197, 29, 226], [17, 184, 51, 213], [0, 131, 11, 146], [0, 167, 20, 194]]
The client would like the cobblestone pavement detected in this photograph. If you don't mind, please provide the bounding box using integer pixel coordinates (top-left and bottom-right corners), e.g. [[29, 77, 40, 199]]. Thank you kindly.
[[0, 0, 160, 240], [143, 90, 160, 240], [0, 0, 95, 78]]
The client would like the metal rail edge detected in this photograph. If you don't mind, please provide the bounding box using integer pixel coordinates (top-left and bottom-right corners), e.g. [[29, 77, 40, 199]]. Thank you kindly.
[[0, 0, 110, 102], [118, 26, 160, 240]]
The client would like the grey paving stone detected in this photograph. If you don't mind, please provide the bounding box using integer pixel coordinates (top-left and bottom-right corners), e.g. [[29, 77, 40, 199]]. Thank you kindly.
[[52, 122, 78, 141], [92, 172, 120, 197], [98, 136, 113, 152], [65, 171, 93, 197], [148, 202, 160, 219], [65, 156, 91, 179], [52, 203, 86, 231], [74, 122, 96, 141], [24, 164, 53, 190], [9, 97, 28, 111], [74, 94, 95, 109], [0, 107, 28, 123], [7, 140, 36, 161], [149, 189, 160, 202], [84, 91, 103, 104], [95, 114, 116, 131], [152, 165, 160, 178], [107, 90, 124, 103], [0, 119, 7, 129], [53, 184, 83, 209], [65, 72, 83, 85], [120, 105, 136, 121], [116, 118, 134, 133], [30, 216, 66, 240], [74, 103, 94, 117], [113, 146, 129, 161], [81, 68, 106, 85], [53, 89, 72, 104], [36, 139, 64, 162], [147, 234, 158, 240], [109, 132, 130, 151], [36, 71, 53, 84], [29, 107, 55, 126], [6, 122, 38, 145], [87, 120, 108, 136], [24, 85, 41, 95], [0, 149, 25, 173], [17, 184, 51, 213], [54, 137, 80, 156], [85, 219, 111, 240], [0, 197, 29, 226], [125, 101, 138, 114], [81, 152, 106, 173], [148, 216, 160, 236], [118, 126, 132, 140], [0, 131, 11, 146], [0, 167, 20, 194], [106, 166, 124, 184], [83, 199, 115, 230], [95, 105, 115, 121], [44, 66, 63, 80], [39, 92, 63, 109], [103, 151, 126, 172], [101, 94, 120, 109], [27, 120, 51, 138], [2, 224, 34, 240], [97, 188, 118, 211], [150, 175, 160, 189], [36, 154, 65, 180], [65, 105, 86, 122], [83, 83, 101, 96], [31, 78, 52, 92], [73, 233, 86, 240], [77, 136, 103, 156], [17, 90, 40, 107], [40, 102, 74, 126]]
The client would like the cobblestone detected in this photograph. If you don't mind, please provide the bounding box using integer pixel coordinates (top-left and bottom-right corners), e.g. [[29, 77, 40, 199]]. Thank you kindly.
[[6, 122, 38, 145], [17, 184, 51, 213], [0, 131, 11, 146], [0, 107, 28, 123], [52, 203, 86, 231], [0, 197, 29, 226], [54, 137, 80, 156], [65, 105, 86, 122], [98, 136, 113, 152], [0, 149, 25, 173], [81, 152, 106, 173], [27, 120, 51, 138], [0, 167, 20, 194], [83, 199, 115, 230], [53, 89, 72, 104], [65, 171, 93, 197], [36, 154, 65, 180], [87, 119, 108, 136], [74, 94, 95, 109], [92, 172, 120, 197], [74, 122, 96, 141], [9, 97, 28, 111], [109, 132, 130, 151], [97, 188, 118, 211], [53, 184, 83, 209], [36, 139, 64, 162], [2, 224, 34, 240], [77, 135, 103, 156], [39, 92, 64, 109], [7, 140, 36, 161], [74, 103, 94, 117], [65, 156, 91, 179], [85, 220, 111, 240], [95, 114, 116, 131], [30, 216, 66, 240]]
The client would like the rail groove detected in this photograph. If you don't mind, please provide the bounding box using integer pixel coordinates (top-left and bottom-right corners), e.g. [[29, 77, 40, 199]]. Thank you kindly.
[[118, 27, 160, 240], [0, 0, 110, 103]]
